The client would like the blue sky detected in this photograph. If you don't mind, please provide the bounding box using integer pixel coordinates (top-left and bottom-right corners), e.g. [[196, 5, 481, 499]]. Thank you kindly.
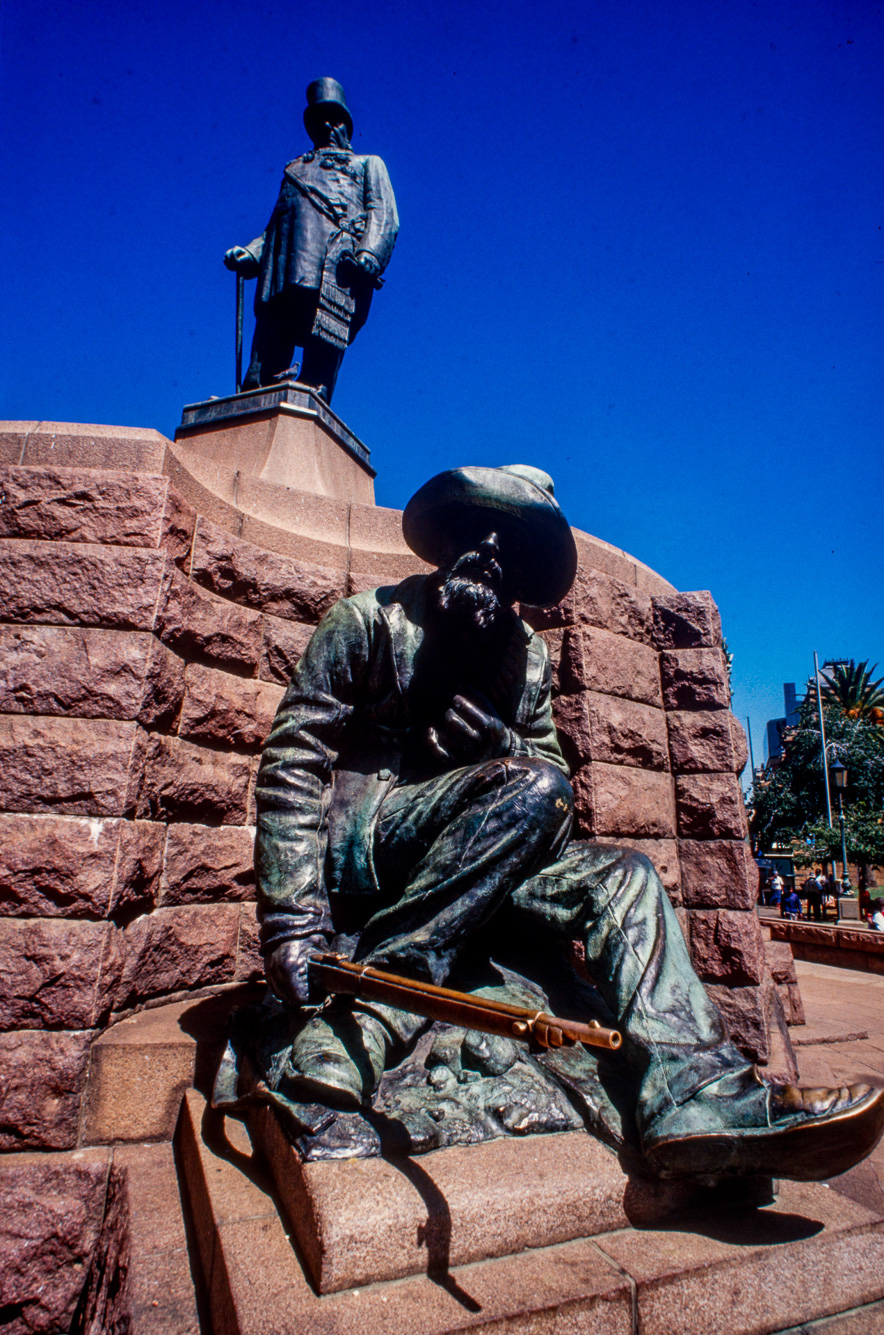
[[2, 0, 882, 767]]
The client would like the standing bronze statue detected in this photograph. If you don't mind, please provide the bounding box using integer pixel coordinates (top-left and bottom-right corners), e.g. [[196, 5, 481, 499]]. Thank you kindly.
[[221, 465, 884, 1179], [224, 78, 398, 404]]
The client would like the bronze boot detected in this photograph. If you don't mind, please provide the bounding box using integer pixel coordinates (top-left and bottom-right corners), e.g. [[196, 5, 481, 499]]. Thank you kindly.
[[283, 1007, 392, 1110], [643, 1067, 884, 1181]]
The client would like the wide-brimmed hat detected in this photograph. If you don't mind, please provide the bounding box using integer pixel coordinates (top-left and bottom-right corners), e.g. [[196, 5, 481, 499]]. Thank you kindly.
[[303, 78, 353, 139], [402, 465, 578, 608]]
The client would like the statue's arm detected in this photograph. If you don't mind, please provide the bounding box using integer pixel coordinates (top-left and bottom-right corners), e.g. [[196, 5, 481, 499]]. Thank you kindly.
[[357, 155, 399, 272], [255, 599, 371, 997], [509, 639, 570, 777]]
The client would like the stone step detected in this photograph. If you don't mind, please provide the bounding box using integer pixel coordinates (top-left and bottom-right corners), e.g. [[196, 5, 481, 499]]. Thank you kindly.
[[176, 1089, 635, 1335], [115, 1141, 202, 1333], [248, 1098, 760, 1294], [0, 1142, 199, 1334], [82, 986, 259, 1145], [776, 1301, 884, 1333], [176, 1089, 884, 1335]]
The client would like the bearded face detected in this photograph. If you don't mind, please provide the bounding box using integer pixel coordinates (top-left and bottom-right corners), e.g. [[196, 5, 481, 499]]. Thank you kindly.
[[435, 534, 508, 633]]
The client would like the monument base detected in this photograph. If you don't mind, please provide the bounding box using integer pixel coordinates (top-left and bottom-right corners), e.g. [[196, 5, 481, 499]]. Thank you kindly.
[[174, 380, 376, 505], [177, 1089, 884, 1335], [247, 1099, 773, 1294]]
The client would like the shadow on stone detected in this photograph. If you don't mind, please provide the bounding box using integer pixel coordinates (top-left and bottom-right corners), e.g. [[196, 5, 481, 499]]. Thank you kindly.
[[377, 1138, 483, 1315], [653, 1202, 823, 1246]]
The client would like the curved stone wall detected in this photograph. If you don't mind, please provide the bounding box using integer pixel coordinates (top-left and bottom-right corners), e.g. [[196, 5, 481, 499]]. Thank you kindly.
[[0, 420, 792, 1151]]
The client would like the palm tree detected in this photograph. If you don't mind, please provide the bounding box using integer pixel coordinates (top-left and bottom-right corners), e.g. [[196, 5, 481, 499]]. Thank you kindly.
[[820, 660, 884, 722]]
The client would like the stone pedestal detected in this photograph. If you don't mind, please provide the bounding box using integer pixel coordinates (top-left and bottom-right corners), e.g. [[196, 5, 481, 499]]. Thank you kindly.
[[176, 1090, 884, 1335], [175, 380, 376, 505], [247, 1101, 765, 1295], [839, 897, 862, 922]]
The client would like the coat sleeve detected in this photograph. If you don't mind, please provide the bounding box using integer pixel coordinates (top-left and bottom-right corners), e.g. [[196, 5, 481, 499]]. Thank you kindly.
[[243, 234, 265, 265], [357, 155, 399, 270], [508, 637, 570, 777], [255, 597, 371, 955]]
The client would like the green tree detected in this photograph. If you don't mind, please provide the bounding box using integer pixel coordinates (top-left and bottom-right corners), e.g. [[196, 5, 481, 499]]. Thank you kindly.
[[821, 659, 884, 722], [799, 805, 884, 872], [750, 693, 884, 868]]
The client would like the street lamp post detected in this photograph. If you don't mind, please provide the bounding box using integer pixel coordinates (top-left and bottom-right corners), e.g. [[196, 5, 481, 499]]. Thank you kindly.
[[830, 761, 858, 921]]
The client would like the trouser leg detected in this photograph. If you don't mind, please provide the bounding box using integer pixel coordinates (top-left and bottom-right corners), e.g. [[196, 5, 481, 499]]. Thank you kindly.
[[512, 842, 752, 1136], [298, 336, 345, 404], [243, 298, 297, 390], [243, 289, 315, 390], [359, 757, 574, 995]]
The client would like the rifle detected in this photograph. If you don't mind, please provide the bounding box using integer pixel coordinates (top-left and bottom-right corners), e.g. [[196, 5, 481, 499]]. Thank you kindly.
[[309, 953, 621, 1052]]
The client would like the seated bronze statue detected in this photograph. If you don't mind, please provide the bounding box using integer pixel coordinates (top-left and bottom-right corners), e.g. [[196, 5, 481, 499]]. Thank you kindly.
[[219, 465, 884, 1179]]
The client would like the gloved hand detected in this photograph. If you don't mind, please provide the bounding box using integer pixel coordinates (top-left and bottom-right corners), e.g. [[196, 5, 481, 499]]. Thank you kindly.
[[265, 935, 328, 1008], [223, 246, 260, 277]]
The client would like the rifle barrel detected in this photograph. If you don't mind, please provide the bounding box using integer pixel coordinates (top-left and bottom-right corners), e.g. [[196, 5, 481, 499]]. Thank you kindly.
[[309, 954, 621, 1052]]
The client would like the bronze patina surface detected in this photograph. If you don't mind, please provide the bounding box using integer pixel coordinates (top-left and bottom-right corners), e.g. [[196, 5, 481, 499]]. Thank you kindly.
[[216, 464, 884, 1174], [224, 78, 398, 405]]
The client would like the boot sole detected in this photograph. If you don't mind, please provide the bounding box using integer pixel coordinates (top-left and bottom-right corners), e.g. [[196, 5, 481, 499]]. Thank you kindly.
[[645, 1085, 884, 1181]]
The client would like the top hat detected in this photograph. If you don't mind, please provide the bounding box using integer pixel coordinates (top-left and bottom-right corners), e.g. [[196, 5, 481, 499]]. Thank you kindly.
[[402, 465, 578, 608], [304, 78, 353, 139]]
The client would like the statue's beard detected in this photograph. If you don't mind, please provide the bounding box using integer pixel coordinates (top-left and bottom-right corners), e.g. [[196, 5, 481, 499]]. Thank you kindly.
[[436, 554, 505, 634], [437, 576, 501, 632]]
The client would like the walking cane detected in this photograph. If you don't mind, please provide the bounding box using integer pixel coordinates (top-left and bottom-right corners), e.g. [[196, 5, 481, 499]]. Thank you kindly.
[[235, 272, 244, 394]]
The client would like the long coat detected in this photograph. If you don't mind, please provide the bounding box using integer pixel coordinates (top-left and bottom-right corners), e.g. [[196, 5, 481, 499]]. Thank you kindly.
[[243, 148, 399, 307], [254, 575, 566, 954]]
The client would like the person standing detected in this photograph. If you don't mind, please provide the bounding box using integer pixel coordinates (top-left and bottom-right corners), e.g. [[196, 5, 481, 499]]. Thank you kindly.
[[804, 872, 824, 923], [782, 886, 802, 920]]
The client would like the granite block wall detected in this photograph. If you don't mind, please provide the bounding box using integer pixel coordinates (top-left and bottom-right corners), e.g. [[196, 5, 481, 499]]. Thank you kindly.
[[0, 438, 794, 1149]]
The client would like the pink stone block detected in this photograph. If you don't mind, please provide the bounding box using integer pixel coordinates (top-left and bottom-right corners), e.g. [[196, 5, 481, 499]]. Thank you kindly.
[[178, 663, 284, 750], [0, 715, 146, 818], [117, 905, 240, 1007], [688, 908, 765, 985], [660, 648, 730, 711], [0, 919, 119, 1030], [0, 539, 167, 631], [136, 734, 251, 825], [190, 517, 347, 624], [678, 838, 756, 910], [573, 763, 676, 838], [652, 591, 723, 650], [675, 772, 748, 839], [554, 692, 669, 770], [160, 823, 255, 904]]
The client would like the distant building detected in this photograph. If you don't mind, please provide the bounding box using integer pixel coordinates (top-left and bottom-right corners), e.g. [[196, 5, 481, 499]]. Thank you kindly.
[[763, 663, 848, 764], [764, 682, 800, 763]]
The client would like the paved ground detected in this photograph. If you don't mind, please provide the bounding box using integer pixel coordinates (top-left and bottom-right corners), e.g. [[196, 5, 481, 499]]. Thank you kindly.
[[793, 958, 884, 1197]]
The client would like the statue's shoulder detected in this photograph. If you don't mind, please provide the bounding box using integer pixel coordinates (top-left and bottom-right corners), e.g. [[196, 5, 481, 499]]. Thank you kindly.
[[284, 153, 310, 174], [340, 574, 429, 622], [516, 614, 543, 647]]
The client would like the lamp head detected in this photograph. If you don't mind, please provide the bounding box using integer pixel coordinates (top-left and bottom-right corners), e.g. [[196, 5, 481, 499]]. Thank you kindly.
[[830, 759, 848, 791]]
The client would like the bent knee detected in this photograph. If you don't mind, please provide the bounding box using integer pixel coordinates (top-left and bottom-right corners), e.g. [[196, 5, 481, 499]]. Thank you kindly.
[[603, 849, 665, 902], [507, 757, 574, 824], [605, 846, 658, 885]]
